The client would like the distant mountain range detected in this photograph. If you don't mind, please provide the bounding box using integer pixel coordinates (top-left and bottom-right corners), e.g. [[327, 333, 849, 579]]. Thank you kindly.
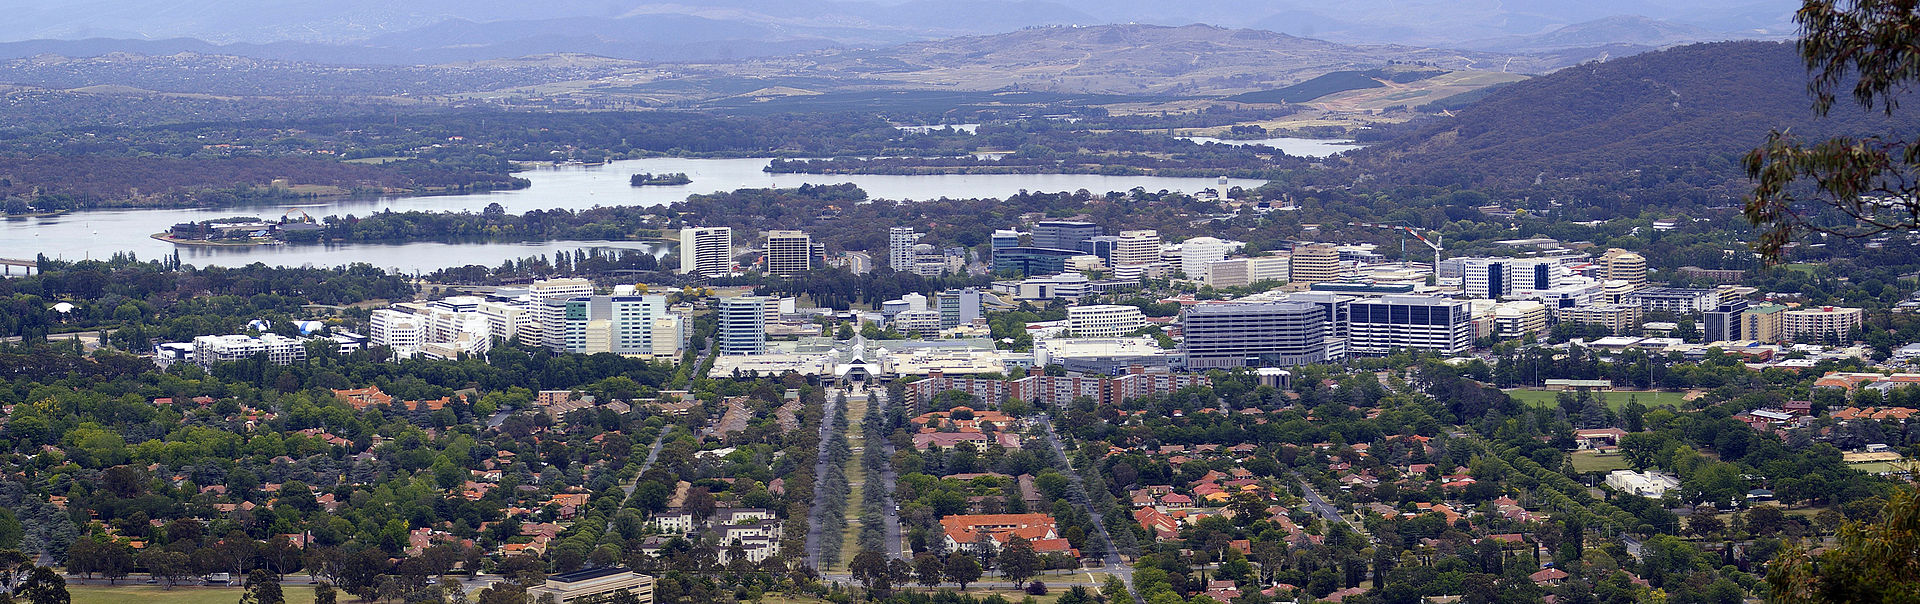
[[1352, 41, 1920, 205], [0, 24, 1583, 102], [0, 0, 1795, 65]]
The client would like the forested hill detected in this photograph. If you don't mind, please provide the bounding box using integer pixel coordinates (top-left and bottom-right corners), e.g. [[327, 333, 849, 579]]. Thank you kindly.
[[1350, 41, 1920, 216]]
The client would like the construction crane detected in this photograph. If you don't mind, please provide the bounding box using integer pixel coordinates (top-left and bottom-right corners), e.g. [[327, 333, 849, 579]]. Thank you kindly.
[[1349, 222, 1444, 267]]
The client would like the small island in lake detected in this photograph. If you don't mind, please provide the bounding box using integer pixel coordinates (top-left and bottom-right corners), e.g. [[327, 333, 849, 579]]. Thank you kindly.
[[630, 172, 691, 186]]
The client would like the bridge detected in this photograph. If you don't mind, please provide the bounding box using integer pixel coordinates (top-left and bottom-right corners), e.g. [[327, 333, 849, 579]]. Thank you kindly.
[[0, 258, 37, 276]]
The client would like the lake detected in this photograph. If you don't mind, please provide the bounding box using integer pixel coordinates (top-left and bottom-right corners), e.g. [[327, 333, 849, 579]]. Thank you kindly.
[[1177, 136, 1366, 157], [0, 157, 1266, 273]]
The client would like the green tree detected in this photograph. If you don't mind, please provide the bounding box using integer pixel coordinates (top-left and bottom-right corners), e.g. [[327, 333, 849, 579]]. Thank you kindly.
[[313, 584, 337, 604], [914, 553, 944, 589], [1770, 485, 1920, 602], [1745, 0, 1920, 260], [239, 569, 284, 604], [996, 536, 1043, 589], [18, 566, 67, 604], [943, 554, 982, 591], [849, 549, 892, 597]]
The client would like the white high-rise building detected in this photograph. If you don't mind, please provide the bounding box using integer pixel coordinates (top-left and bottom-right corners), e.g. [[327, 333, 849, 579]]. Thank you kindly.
[[1067, 305, 1148, 338], [1460, 257, 1575, 300], [529, 278, 593, 301], [543, 295, 683, 360], [680, 226, 734, 277], [1179, 237, 1233, 279], [889, 227, 919, 271], [765, 230, 812, 276], [370, 309, 427, 358]]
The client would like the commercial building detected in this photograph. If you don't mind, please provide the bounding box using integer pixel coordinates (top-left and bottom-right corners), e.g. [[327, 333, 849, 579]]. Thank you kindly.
[[1605, 470, 1680, 499], [1031, 220, 1102, 251], [1347, 296, 1473, 356], [679, 226, 733, 277], [1620, 288, 1721, 314], [1598, 248, 1649, 287], [1557, 304, 1642, 334], [370, 309, 426, 357], [894, 309, 943, 335], [763, 230, 812, 276], [1783, 306, 1864, 343], [1704, 300, 1750, 342], [1079, 235, 1121, 264], [1033, 337, 1179, 374], [1067, 304, 1148, 338], [1178, 237, 1234, 279], [528, 278, 594, 301], [992, 247, 1087, 276], [1112, 230, 1163, 267], [937, 288, 984, 329], [717, 296, 768, 355], [191, 334, 310, 367], [1490, 301, 1549, 339], [527, 567, 655, 604], [1205, 256, 1289, 288], [1288, 243, 1342, 285], [542, 295, 682, 359], [1181, 302, 1329, 369], [1743, 304, 1787, 343], [1459, 257, 1574, 300], [888, 227, 919, 271]]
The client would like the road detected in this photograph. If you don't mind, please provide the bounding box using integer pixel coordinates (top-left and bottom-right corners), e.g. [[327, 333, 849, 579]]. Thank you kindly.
[[1295, 475, 1367, 538], [868, 388, 904, 559], [4, 328, 113, 352], [1035, 413, 1141, 604], [622, 426, 673, 499], [803, 388, 845, 570]]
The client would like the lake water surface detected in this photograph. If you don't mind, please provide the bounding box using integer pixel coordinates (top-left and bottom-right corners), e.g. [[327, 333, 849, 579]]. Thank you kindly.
[[1, 157, 1266, 273]]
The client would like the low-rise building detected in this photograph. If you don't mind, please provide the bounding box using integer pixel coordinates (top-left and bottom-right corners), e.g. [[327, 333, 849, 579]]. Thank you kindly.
[[1604, 470, 1680, 498], [527, 567, 655, 604]]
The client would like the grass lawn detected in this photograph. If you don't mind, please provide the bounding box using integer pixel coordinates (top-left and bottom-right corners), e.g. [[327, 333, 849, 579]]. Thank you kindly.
[[72, 585, 317, 604], [834, 393, 873, 572], [1850, 461, 1899, 474], [1570, 450, 1631, 474], [1506, 389, 1689, 411]]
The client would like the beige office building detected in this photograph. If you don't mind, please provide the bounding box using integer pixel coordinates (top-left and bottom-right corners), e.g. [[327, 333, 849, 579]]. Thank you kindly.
[[1289, 243, 1342, 285], [527, 567, 655, 604], [1598, 248, 1648, 288]]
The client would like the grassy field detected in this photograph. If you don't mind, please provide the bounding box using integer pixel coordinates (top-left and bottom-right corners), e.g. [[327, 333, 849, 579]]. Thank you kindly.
[[1570, 450, 1631, 474], [1506, 389, 1690, 411], [72, 585, 317, 604]]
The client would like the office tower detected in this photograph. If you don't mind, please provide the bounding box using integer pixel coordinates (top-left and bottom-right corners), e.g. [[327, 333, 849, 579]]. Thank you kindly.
[[938, 288, 983, 328], [1181, 303, 1329, 369], [1348, 296, 1473, 355], [889, 227, 919, 271], [1067, 304, 1148, 338], [1459, 257, 1573, 299], [1080, 235, 1121, 263], [1703, 300, 1751, 342], [1031, 220, 1101, 251], [1782, 306, 1864, 343], [1179, 237, 1231, 279], [991, 229, 1022, 252], [764, 230, 812, 276], [1289, 243, 1342, 285], [529, 278, 593, 300], [1599, 248, 1649, 287], [717, 296, 768, 355], [1112, 230, 1162, 267], [680, 226, 733, 277]]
